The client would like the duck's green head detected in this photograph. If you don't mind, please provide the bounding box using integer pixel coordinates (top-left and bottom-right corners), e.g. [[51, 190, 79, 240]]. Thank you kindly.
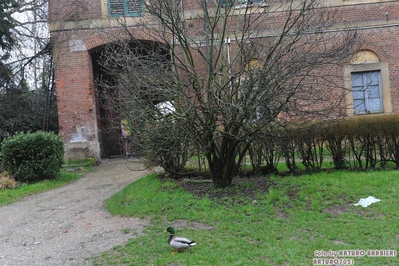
[[166, 227, 175, 234]]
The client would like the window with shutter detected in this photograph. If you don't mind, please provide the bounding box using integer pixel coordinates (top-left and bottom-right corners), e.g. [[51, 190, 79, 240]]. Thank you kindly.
[[108, 0, 144, 17], [351, 71, 383, 114]]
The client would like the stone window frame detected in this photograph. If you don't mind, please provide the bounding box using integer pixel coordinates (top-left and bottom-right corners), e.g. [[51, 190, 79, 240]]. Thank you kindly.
[[220, 0, 268, 9], [344, 62, 392, 116]]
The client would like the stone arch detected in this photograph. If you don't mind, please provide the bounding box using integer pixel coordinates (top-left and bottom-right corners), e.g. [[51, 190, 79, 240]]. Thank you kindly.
[[82, 27, 159, 51], [351, 50, 380, 64], [354, 42, 390, 63]]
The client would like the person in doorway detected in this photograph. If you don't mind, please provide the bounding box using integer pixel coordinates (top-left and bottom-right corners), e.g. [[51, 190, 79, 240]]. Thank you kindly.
[[121, 119, 132, 157]]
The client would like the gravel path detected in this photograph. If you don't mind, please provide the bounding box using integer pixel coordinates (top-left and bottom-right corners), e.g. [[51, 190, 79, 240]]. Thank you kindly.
[[0, 157, 151, 266]]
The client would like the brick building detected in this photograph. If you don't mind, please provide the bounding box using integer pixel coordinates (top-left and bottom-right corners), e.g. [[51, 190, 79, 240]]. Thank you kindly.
[[49, 0, 399, 161]]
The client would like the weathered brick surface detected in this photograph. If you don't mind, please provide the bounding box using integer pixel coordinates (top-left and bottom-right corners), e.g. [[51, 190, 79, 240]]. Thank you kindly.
[[52, 37, 96, 142], [49, 0, 102, 21], [49, 0, 399, 159]]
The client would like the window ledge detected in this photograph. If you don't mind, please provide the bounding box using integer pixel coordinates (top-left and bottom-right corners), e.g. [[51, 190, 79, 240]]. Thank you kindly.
[[233, 2, 268, 10], [234, 3, 252, 9]]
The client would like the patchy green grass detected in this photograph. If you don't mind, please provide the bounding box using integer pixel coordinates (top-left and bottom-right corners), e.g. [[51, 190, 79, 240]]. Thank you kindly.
[[0, 169, 83, 207], [95, 170, 399, 265]]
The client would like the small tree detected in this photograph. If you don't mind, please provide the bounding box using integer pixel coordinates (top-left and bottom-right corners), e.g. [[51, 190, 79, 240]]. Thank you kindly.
[[0, 0, 19, 91], [0, 0, 18, 51], [99, 0, 360, 187], [0, 0, 58, 137]]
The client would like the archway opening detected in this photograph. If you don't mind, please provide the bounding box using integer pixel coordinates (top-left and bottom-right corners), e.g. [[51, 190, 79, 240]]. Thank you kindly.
[[91, 40, 171, 157]]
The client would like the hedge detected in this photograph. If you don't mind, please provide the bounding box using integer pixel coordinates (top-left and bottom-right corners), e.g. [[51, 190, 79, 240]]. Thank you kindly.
[[1, 131, 64, 183]]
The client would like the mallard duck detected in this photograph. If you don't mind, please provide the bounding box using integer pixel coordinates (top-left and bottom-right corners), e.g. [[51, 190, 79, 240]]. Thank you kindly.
[[165, 227, 196, 254]]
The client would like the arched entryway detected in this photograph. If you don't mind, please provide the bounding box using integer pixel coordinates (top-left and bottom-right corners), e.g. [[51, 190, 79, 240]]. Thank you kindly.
[[90, 40, 171, 158]]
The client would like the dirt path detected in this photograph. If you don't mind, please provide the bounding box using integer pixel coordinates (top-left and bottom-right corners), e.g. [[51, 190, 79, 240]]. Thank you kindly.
[[0, 157, 151, 266]]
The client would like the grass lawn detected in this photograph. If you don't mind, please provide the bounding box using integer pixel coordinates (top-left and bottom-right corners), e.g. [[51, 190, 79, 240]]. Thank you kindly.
[[95, 170, 399, 265]]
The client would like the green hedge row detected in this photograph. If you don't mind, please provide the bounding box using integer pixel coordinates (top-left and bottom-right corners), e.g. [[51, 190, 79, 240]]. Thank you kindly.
[[249, 114, 399, 174]]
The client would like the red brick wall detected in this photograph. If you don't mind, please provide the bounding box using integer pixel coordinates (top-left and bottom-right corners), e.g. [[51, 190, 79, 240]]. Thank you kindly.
[[52, 31, 97, 144], [49, 0, 102, 21], [49, 0, 399, 159], [334, 2, 399, 24]]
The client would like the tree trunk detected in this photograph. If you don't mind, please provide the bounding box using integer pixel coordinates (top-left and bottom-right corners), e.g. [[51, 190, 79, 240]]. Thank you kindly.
[[206, 137, 249, 188], [207, 153, 236, 188]]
